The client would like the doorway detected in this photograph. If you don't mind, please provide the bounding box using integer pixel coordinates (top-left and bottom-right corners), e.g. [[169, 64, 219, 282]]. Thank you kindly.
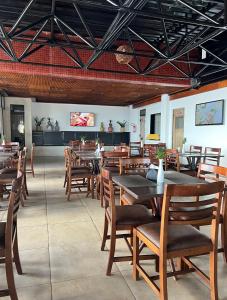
[[10, 105, 25, 146], [139, 109, 146, 144], [172, 108, 184, 149]]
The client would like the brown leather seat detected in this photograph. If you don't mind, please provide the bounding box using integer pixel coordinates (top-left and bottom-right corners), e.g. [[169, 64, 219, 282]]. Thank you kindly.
[[121, 192, 153, 208], [71, 168, 91, 176], [107, 205, 158, 226], [137, 223, 212, 252]]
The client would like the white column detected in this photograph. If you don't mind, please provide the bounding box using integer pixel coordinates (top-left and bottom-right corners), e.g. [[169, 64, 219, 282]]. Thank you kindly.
[[160, 94, 170, 144]]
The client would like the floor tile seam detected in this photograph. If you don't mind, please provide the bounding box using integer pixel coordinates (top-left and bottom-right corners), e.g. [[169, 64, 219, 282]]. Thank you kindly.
[[49, 269, 126, 284], [43, 158, 54, 300], [81, 200, 137, 299], [16, 282, 52, 290]]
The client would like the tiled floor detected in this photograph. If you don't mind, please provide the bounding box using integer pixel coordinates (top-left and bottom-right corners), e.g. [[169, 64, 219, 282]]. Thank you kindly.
[[1, 157, 227, 299]]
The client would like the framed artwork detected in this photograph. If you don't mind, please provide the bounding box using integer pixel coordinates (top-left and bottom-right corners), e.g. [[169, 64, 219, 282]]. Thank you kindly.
[[195, 99, 224, 126]]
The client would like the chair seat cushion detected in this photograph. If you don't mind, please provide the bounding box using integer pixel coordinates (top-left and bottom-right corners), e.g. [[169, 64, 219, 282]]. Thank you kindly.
[[121, 193, 154, 209], [137, 223, 212, 252], [107, 205, 158, 226], [71, 168, 91, 176]]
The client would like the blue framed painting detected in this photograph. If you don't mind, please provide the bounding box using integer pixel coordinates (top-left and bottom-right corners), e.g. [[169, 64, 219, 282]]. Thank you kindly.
[[195, 99, 224, 126]]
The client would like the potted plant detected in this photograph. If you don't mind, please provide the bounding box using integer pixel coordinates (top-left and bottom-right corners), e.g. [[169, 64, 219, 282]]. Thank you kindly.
[[156, 147, 165, 183], [34, 117, 45, 131], [182, 137, 187, 153], [117, 121, 127, 133]]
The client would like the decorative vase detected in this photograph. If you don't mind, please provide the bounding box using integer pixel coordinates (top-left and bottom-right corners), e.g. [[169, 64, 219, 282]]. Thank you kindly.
[[108, 120, 113, 133], [120, 127, 125, 133], [100, 122, 105, 132], [157, 159, 164, 183], [36, 125, 42, 131]]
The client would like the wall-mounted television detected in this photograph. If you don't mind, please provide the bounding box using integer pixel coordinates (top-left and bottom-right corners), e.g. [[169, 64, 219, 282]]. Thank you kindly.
[[70, 112, 95, 127], [195, 99, 224, 126]]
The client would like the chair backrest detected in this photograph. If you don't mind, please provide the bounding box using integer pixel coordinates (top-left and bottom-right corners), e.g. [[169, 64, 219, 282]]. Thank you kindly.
[[204, 147, 221, 165], [119, 157, 151, 175], [114, 145, 130, 152], [197, 163, 227, 183], [101, 168, 116, 222], [0, 144, 13, 152], [190, 145, 202, 153], [79, 143, 96, 151], [69, 140, 80, 149], [84, 140, 96, 146], [165, 149, 180, 172], [101, 151, 129, 167], [5, 142, 20, 152], [5, 173, 23, 250], [160, 181, 224, 252]]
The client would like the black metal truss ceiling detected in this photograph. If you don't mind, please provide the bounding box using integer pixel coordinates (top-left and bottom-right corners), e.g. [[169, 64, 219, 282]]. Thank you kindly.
[[0, 0, 226, 87]]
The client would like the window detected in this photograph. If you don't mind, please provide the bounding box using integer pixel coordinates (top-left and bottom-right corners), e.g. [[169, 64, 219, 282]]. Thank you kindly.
[[150, 113, 161, 135]]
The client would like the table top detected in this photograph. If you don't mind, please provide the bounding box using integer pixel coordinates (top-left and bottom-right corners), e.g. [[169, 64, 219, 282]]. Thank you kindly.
[[180, 152, 224, 158], [112, 171, 205, 200]]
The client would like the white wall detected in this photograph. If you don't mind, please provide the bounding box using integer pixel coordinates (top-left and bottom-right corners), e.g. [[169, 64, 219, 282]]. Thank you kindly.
[[32, 102, 130, 132], [168, 87, 227, 166], [129, 87, 227, 166]]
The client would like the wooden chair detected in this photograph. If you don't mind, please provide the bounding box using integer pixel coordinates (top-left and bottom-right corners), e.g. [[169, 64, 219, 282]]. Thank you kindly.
[[165, 149, 192, 174], [129, 142, 142, 157], [65, 149, 94, 201], [63, 148, 89, 188], [100, 168, 158, 275], [101, 151, 129, 171], [189, 145, 202, 153], [0, 150, 27, 206], [0, 173, 23, 300], [119, 157, 151, 175], [26, 143, 35, 177], [197, 163, 227, 261], [204, 147, 221, 166], [133, 181, 225, 300]]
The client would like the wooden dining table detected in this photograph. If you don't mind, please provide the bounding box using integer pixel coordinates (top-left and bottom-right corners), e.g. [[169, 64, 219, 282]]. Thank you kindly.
[[112, 171, 227, 261], [179, 152, 224, 171]]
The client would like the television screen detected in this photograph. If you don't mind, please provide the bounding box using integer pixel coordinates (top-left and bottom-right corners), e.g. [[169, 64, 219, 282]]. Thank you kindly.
[[70, 112, 95, 127]]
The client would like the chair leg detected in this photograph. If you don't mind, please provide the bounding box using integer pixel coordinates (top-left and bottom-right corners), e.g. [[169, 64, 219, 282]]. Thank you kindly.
[[106, 227, 116, 276], [31, 163, 35, 177], [5, 254, 18, 300], [91, 176, 94, 199], [210, 250, 218, 300], [133, 229, 139, 281], [24, 174, 29, 196], [101, 215, 108, 251], [159, 256, 168, 300], [67, 181, 71, 201], [63, 171, 67, 188], [13, 233, 22, 275]]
